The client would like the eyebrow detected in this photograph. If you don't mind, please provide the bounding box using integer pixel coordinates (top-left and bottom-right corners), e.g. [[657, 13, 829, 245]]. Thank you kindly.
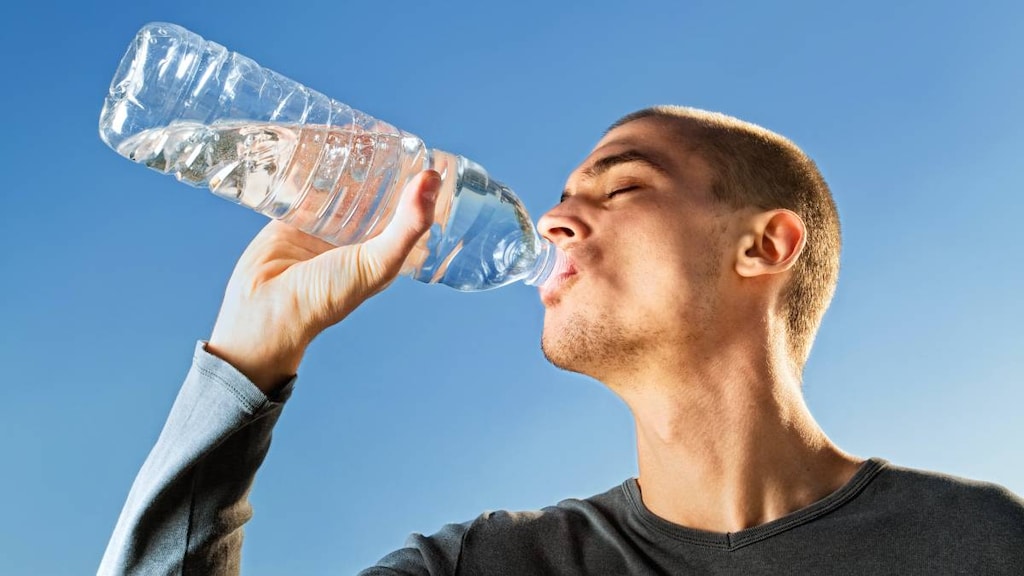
[[580, 149, 671, 180]]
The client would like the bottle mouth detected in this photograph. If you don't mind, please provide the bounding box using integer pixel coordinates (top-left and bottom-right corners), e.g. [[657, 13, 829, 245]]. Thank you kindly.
[[524, 241, 566, 287]]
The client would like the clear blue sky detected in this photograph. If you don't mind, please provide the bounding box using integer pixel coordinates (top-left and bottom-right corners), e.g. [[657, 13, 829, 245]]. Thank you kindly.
[[1, 1, 1021, 574]]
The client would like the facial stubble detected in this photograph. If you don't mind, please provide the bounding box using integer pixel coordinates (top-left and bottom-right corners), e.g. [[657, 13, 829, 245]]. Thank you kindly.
[[540, 246, 723, 381], [541, 304, 640, 379]]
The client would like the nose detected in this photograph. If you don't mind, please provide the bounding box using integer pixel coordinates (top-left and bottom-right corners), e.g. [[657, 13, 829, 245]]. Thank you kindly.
[[538, 202, 590, 248]]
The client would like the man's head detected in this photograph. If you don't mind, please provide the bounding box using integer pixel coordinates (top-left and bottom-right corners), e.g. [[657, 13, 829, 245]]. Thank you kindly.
[[538, 106, 840, 381]]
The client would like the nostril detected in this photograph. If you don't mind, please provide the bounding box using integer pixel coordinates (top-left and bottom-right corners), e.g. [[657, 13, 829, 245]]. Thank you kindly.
[[539, 212, 586, 243], [543, 226, 574, 240]]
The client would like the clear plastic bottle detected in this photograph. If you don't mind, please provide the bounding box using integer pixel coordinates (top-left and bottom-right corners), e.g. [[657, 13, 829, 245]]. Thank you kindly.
[[98, 22, 562, 291]]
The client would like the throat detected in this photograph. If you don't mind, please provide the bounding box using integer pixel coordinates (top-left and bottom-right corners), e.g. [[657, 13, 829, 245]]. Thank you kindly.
[[627, 374, 862, 533]]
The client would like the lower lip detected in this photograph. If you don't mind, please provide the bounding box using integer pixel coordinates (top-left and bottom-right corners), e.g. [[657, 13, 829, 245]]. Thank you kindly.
[[539, 271, 577, 304]]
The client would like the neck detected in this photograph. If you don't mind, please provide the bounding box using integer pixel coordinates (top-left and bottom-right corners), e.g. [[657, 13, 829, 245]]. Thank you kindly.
[[610, 327, 861, 533]]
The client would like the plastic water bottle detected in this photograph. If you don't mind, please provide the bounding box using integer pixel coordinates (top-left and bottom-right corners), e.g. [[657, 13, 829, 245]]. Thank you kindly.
[[98, 22, 563, 291]]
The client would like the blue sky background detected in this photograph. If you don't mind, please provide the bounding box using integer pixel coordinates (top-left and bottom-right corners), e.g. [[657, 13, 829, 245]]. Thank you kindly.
[[1, 1, 1021, 574]]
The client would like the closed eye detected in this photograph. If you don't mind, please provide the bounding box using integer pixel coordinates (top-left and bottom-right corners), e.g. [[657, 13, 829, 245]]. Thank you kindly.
[[606, 185, 640, 198], [558, 185, 640, 204]]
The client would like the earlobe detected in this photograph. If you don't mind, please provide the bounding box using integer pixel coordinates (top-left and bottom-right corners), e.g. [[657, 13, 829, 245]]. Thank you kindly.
[[735, 210, 806, 278]]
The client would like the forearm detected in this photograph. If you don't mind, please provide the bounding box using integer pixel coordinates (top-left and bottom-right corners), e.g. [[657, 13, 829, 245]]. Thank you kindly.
[[99, 342, 294, 576]]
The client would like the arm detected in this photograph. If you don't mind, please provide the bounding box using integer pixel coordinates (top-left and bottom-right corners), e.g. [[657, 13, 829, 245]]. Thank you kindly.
[[100, 171, 443, 575], [98, 342, 293, 575]]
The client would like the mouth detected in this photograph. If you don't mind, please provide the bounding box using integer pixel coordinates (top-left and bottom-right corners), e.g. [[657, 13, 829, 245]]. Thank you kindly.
[[539, 261, 578, 305]]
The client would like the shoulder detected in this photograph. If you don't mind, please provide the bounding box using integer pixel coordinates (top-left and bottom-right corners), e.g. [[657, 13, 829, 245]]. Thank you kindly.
[[468, 482, 631, 536], [876, 462, 1023, 507], [869, 461, 1024, 532], [457, 483, 632, 555], [446, 483, 639, 572]]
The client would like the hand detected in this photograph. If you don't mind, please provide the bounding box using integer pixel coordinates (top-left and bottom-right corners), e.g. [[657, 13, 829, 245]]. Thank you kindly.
[[206, 170, 441, 394]]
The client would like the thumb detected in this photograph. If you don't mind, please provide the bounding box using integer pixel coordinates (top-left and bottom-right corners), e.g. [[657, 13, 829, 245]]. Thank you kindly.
[[360, 169, 442, 278], [297, 169, 441, 330]]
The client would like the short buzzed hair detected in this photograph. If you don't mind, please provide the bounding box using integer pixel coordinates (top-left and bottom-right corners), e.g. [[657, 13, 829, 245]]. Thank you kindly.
[[609, 106, 841, 367]]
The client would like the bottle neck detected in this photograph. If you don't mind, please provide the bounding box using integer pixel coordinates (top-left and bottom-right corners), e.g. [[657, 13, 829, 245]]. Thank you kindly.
[[523, 240, 565, 287]]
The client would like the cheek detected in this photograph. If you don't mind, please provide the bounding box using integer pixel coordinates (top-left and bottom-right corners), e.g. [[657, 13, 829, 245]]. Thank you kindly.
[[622, 225, 721, 305], [616, 235, 686, 301]]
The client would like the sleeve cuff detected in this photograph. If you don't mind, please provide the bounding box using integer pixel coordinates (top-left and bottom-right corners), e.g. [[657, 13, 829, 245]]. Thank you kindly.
[[194, 340, 296, 409]]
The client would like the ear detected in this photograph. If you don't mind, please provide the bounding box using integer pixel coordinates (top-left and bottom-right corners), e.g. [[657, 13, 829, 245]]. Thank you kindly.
[[735, 209, 806, 278]]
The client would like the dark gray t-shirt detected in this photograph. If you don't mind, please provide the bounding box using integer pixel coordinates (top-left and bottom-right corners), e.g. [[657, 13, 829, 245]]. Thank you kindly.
[[370, 460, 1024, 575], [99, 343, 1024, 575]]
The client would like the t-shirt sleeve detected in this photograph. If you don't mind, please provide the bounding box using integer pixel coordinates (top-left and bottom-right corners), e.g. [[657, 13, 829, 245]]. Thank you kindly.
[[98, 341, 295, 576]]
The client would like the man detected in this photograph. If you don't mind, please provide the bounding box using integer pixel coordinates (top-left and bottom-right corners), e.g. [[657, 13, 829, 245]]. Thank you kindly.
[[99, 107, 1024, 574]]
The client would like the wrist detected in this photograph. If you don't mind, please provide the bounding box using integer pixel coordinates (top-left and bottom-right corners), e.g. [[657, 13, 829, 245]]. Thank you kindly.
[[203, 340, 301, 395]]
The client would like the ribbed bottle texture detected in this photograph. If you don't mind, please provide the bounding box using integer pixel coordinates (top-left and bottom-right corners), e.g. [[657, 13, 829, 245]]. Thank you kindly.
[[99, 23, 562, 291]]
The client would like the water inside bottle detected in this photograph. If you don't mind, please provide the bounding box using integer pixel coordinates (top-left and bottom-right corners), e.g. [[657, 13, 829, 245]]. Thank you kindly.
[[117, 120, 554, 290], [118, 120, 430, 244]]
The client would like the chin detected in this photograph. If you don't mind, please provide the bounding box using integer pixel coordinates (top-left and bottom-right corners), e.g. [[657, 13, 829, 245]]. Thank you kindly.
[[540, 317, 582, 373], [540, 307, 632, 379], [540, 336, 586, 376]]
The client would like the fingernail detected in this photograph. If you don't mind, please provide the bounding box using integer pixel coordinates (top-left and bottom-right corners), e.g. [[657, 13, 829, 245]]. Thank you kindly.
[[424, 172, 441, 202]]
